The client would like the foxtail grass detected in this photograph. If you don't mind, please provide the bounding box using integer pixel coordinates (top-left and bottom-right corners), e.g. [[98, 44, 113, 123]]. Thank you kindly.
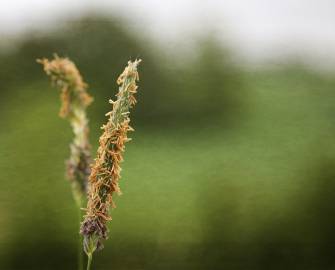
[[81, 59, 141, 269], [38, 55, 93, 270], [38, 55, 93, 207]]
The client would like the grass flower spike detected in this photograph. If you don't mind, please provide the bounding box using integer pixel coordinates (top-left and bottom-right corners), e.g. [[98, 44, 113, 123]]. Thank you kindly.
[[38, 55, 93, 207], [81, 60, 141, 261]]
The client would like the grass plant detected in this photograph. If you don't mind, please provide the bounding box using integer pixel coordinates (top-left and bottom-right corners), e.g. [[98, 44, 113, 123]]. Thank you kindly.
[[38, 55, 93, 270], [80, 60, 141, 269]]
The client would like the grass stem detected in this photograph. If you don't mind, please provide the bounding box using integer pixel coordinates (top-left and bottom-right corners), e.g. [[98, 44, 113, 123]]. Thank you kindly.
[[78, 205, 84, 270], [86, 253, 93, 270]]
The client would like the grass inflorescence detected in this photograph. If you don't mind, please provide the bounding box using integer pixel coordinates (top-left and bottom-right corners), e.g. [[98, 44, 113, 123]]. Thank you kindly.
[[38, 56, 142, 270], [80, 60, 141, 259], [38, 55, 93, 207]]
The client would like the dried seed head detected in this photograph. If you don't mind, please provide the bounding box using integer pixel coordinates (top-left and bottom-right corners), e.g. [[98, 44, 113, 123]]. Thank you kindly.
[[80, 59, 141, 255], [38, 55, 93, 205]]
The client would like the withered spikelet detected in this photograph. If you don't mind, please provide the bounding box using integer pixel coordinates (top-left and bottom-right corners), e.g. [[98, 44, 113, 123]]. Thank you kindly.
[[38, 55, 93, 206], [80, 59, 141, 255]]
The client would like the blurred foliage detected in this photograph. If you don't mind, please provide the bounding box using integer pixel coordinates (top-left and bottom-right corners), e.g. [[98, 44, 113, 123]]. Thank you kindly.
[[0, 16, 245, 128], [1, 14, 335, 270]]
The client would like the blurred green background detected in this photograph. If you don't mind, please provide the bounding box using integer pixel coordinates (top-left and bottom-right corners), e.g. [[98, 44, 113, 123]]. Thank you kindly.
[[1, 15, 335, 270]]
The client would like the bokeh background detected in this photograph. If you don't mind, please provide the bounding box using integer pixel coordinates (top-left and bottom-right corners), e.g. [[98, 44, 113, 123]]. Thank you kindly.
[[1, 1, 335, 269]]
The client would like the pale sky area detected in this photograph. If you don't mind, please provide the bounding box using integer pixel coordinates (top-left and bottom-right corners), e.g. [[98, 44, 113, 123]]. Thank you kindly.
[[1, 0, 335, 68]]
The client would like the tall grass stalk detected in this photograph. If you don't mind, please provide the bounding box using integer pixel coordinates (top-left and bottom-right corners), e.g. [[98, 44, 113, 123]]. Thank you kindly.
[[81, 59, 141, 269], [38, 55, 93, 270], [38, 55, 93, 206]]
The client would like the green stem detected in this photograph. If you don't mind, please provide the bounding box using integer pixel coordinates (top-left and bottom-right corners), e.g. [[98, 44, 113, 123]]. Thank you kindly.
[[86, 253, 93, 270], [78, 206, 84, 270]]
